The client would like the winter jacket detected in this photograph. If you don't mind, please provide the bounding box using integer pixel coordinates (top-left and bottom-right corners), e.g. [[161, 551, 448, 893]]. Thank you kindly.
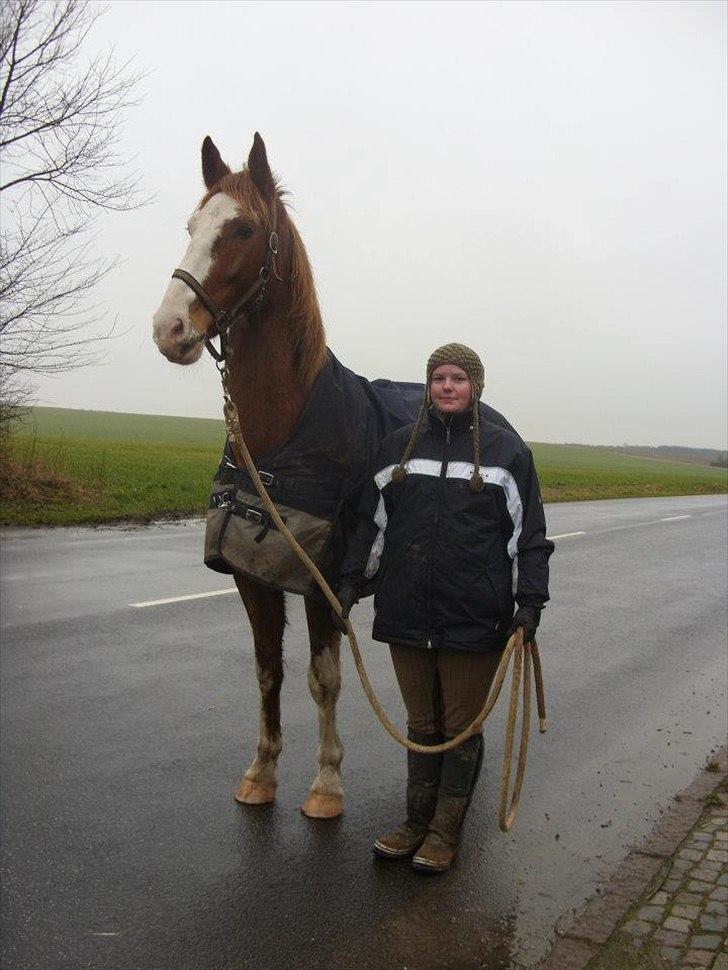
[[339, 406, 554, 652]]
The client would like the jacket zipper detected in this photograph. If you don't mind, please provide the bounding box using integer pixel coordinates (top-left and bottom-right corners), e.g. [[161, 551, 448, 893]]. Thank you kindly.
[[426, 421, 450, 647]]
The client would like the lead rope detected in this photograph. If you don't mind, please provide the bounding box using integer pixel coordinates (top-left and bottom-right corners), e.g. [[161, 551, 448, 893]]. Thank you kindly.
[[218, 359, 548, 832]]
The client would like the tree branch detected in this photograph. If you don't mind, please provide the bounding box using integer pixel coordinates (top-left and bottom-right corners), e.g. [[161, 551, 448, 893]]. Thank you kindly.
[[0, 0, 145, 421]]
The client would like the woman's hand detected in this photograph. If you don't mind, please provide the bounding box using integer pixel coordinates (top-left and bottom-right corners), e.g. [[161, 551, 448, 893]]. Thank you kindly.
[[331, 583, 358, 634], [507, 606, 541, 645]]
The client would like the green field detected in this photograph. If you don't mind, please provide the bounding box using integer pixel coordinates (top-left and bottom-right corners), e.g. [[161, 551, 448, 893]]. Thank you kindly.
[[529, 442, 727, 502], [1, 407, 725, 526], [13, 406, 226, 446]]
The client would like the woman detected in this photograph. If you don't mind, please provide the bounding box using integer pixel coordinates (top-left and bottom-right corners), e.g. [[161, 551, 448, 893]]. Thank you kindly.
[[336, 343, 554, 873]]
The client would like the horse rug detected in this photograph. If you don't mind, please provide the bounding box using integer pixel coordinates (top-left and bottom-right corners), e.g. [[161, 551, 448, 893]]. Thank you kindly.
[[204, 349, 515, 595]]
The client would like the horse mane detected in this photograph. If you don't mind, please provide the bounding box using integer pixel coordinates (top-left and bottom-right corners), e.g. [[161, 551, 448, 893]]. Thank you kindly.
[[203, 171, 327, 392]]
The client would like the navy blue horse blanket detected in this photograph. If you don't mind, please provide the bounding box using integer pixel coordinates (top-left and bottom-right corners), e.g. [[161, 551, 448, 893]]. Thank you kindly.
[[204, 349, 517, 595]]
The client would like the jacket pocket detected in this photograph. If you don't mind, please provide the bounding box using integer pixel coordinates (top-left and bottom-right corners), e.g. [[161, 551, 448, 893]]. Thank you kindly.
[[485, 566, 514, 621]]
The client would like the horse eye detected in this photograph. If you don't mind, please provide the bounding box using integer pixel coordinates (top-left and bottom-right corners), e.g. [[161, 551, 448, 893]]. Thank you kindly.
[[236, 223, 254, 239]]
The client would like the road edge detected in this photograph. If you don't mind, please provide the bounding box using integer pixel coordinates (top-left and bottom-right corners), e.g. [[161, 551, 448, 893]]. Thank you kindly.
[[537, 746, 728, 969]]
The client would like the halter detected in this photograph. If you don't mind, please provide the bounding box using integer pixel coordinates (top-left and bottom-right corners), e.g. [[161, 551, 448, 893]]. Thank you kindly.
[[171, 197, 281, 362]]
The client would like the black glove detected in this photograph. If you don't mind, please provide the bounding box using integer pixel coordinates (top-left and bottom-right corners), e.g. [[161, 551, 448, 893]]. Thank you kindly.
[[331, 583, 358, 634], [507, 605, 541, 645]]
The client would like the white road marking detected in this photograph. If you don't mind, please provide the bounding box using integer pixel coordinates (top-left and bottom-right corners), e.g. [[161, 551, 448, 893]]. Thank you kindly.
[[125, 515, 700, 610], [130, 588, 237, 608]]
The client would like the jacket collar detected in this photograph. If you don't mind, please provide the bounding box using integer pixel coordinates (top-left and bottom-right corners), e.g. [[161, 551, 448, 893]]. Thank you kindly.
[[427, 405, 473, 437]]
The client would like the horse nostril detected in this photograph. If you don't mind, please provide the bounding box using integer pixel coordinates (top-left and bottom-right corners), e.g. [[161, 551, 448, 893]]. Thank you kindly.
[[171, 318, 185, 339]]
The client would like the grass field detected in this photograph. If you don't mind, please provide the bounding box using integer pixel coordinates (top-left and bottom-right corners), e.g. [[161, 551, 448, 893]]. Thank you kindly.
[[529, 442, 726, 502], [13, 406, 225, 446], [1, 407, 725, 526]]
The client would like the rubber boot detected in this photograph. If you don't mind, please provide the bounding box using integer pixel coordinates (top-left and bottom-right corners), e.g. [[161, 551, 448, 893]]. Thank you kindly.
[[373, 731, 444, 859], [411, 733, 483, 873]]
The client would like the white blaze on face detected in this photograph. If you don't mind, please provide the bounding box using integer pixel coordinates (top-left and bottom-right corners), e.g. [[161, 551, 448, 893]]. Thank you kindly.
[[153, 193, 241, 349]]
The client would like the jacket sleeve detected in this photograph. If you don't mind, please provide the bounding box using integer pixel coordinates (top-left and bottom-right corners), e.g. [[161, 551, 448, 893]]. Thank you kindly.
[[338, 454, 388, 590], [512, 448, 554, 609]]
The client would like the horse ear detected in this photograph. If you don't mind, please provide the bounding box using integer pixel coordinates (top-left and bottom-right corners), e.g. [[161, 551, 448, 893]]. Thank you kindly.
[[248, 132, 275, 200], [202, 136, 230, 189]]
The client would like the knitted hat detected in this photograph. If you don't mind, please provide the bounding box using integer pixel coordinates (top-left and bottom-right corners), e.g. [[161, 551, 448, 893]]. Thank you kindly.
[[392, 343, 486, 492], [426, 342, 485, 401]]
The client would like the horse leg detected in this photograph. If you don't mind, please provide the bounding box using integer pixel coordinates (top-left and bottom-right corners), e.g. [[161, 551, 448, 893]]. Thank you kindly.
[[233, 573, 285, 806], [300, 595, 344, 819]]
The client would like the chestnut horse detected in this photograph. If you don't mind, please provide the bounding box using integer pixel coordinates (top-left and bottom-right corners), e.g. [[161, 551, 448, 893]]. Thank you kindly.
[[152, 133, 352, 819]]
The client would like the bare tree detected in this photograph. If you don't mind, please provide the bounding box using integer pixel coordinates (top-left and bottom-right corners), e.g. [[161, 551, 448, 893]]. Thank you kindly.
[[0, 0, 144, 431]]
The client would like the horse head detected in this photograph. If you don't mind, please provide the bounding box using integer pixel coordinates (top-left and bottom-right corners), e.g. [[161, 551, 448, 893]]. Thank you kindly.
[[152, 133, 281, 365]]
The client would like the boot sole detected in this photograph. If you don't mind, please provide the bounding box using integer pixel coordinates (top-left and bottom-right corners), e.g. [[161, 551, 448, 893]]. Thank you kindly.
[[411, 855, 451, 873], [373, 839, 422, 859]]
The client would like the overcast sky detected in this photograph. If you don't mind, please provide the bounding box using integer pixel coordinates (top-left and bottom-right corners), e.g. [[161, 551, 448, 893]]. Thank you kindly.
[[29, 0, 727, 448]]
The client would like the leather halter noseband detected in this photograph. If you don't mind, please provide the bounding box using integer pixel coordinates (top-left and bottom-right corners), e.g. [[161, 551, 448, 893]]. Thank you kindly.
[[171, 197, 281, 362]]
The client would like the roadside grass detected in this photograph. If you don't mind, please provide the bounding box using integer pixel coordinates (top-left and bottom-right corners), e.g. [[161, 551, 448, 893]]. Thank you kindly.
[[1, 408, 726, 526], [1, 432, 221, 525], [532, 443, 727, 503]]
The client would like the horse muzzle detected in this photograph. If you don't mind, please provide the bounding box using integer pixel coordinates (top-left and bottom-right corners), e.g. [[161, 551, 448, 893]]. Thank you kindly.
[[152, 313, 206, 365]]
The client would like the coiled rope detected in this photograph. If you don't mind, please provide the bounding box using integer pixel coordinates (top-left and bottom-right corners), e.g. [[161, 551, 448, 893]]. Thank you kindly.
[[220, 372, 548, 832]]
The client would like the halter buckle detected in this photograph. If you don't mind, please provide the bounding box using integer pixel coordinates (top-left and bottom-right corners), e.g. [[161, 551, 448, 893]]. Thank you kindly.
[[214, 309, 232, 335], [269, 231, 279, 255]]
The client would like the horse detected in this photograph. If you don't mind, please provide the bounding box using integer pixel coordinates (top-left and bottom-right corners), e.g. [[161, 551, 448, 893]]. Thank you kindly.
[[152, 133, 518, 820], [152, 133, 382, 820]]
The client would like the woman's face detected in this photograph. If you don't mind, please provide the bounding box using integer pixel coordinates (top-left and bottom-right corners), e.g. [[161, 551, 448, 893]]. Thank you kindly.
[[429, 364, 472, 414]]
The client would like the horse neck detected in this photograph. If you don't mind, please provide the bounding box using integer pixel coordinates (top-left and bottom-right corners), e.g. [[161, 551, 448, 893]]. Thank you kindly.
[[223, 202, 326, 458], [225, 312, 323, 458]]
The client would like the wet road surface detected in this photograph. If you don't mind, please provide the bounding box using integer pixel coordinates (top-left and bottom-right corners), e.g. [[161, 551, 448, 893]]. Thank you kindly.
[[1, 494, 726, 969]]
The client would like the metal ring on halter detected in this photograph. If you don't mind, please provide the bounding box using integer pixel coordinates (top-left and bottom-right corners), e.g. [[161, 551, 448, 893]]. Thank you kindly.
[[269, 231, 279, 255]]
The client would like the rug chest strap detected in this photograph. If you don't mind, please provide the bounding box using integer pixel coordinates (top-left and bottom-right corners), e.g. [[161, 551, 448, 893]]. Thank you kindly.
[[210, 491, 286, 543]]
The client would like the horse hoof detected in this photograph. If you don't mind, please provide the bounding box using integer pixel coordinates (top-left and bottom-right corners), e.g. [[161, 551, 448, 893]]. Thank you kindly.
[[235, 778, 276, 805], [300, 792, 343, 819]]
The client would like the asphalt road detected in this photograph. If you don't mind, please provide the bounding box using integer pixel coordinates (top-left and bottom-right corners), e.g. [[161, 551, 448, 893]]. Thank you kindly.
[[1, 494, 726, 970]]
